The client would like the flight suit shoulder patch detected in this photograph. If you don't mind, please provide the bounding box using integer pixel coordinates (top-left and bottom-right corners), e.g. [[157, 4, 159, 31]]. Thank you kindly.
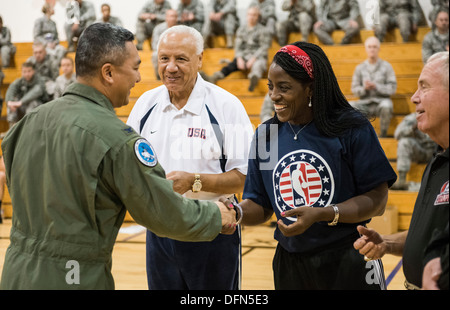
[[134, 138, 158, 167]]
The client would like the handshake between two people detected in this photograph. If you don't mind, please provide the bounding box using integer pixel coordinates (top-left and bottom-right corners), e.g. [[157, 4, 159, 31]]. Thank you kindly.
[[215, 197, 243, 235]]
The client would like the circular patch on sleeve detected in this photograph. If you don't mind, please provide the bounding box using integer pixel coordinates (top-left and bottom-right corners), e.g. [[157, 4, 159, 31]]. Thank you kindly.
[[134, 139, 158, 167]]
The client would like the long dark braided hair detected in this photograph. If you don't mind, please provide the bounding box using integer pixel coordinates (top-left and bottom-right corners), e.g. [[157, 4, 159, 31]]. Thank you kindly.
[[268, 41, 368, 137]]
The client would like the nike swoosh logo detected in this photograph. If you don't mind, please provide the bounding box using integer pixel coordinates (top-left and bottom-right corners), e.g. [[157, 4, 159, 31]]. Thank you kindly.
[[150, 130, 157, 134]]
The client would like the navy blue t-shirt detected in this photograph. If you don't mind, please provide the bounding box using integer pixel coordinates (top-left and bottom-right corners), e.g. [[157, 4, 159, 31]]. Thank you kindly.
[[243, 120, 397, 253]]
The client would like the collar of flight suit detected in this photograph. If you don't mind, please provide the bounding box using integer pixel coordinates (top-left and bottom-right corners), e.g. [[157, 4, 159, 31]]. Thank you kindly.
[[62, 82, 116, 114]]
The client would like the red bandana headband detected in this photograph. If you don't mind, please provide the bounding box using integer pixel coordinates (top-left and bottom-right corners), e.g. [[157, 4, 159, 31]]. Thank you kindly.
[[278, 45, 314, 80]]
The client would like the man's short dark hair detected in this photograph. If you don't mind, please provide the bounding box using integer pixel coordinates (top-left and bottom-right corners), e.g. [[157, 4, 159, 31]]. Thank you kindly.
[[75, 23, 135, 78]]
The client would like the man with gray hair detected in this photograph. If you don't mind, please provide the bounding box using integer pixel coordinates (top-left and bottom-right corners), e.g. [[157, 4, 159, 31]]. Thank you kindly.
[[0, 23, 237, 290], [351, 36, 397, 137], [127, 25, 253, 290], [354, 52, 449, 290]]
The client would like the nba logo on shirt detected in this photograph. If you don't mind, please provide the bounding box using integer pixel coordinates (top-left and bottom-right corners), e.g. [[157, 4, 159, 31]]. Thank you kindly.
[[434, 181, 449, 206], [273, 150, 334, 222]]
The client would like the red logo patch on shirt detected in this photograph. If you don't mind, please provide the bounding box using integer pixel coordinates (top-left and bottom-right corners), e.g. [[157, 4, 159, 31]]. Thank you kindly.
[[434, 181, 449, 206]]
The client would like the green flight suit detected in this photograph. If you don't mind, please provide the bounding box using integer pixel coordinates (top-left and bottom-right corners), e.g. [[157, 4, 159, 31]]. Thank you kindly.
[[0, 83, 222, 290]]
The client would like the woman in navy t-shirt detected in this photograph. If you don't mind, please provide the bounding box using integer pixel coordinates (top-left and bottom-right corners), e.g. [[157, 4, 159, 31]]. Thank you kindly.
[[236, 42, 397, 290]]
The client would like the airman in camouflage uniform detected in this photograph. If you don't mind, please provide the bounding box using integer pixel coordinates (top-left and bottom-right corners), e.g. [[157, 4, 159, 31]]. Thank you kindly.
[[64, 0, 96, 52], [391, 113, 437, 190], [177, 0, 205, 33], [374, 0, 422, 43], [351, 37, 397, 137], [5, 62, 47, 127], [207, 6, 271, 92], [249, 0, 277, 38], [203, 0, 239, 48], [27, 41, 60, 99], [429, 0, 449, 26], [135, 0, 172, 50], [313, 0, 360, 45], [0, 16, 16, 68], [277, 0, 316, 45], [422, 10, 449, 63]]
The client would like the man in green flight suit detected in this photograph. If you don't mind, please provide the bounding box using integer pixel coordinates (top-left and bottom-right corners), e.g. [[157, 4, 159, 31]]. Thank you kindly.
[[0, 23, 237, 290]]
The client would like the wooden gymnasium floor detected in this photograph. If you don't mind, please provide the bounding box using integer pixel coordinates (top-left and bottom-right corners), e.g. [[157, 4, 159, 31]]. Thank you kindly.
[[0, 219, 406, 290]]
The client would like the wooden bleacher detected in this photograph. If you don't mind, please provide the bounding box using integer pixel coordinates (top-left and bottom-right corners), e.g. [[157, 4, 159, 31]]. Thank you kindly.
[[1, 27, 431, 230]]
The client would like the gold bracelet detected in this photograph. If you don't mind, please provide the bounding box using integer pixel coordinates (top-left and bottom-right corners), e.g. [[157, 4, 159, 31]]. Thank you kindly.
[[328, 204, 339, 226]]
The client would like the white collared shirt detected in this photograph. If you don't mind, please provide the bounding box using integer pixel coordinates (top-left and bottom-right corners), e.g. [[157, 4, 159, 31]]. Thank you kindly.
[[127, 74, 254, 201]]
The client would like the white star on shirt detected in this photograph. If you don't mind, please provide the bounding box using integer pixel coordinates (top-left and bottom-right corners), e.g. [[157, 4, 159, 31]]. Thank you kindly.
[[300, 153, 306, 160], [318, 164, 325, 172], [323, 176, 329, 183], [323, 189, 330, 196], [309, 156, 317, 163], [290, 155, 296, 162], [281, 161, 287, 168]]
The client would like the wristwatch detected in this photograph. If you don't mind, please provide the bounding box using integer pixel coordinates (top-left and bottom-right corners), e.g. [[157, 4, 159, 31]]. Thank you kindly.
[[192, 174, 202, 192]]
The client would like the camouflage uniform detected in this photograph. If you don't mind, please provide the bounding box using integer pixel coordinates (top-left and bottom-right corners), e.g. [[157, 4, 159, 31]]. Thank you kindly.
[[374, 0, 422, 43], [314, 0, 361, 45], [351, 58, 397, 137], [5, 74, 47, 125], [0, 25, 16, 68], [422, 29, 449, 63], [392, 113, 437, 190], [277, 0, 315, 45], [33, 15, 67, 67], [53, 73, 77, 99], [249, 0, 277, 37], [135, 0, 172, 50], [209, 23, 271, 92], [64, 1, 96, 51], [429, 0, 449, 25], [203, 0, 239, 48], [177, 0, 205, 33]]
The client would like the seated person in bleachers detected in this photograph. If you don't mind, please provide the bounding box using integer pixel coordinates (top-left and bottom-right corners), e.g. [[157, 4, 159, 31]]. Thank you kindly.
[[0, 16, 16, 68], [260, 93, 274, 123], [65, 0, 96, 52], [277, 0, 315, 45], [203, 0, 239, 48], [34, 3, 67, 72], [152, 9, 179, 80], [249, 0, 277, 39], [27, 41, 60, 100], [53, 56, 76, 99], [429, 0, 449, 28], [422, 10, 449, 63], [95, 3, 123, 27], [374, 0, 421, 43], [206, 6, 271, 92], [5, 62, 47, 129], [350, 37, 397, 138], [391, 113, 437, 190], [135, 0, 172, 51], [177, 0, 205, 33], [313, 0, 360, 45]]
